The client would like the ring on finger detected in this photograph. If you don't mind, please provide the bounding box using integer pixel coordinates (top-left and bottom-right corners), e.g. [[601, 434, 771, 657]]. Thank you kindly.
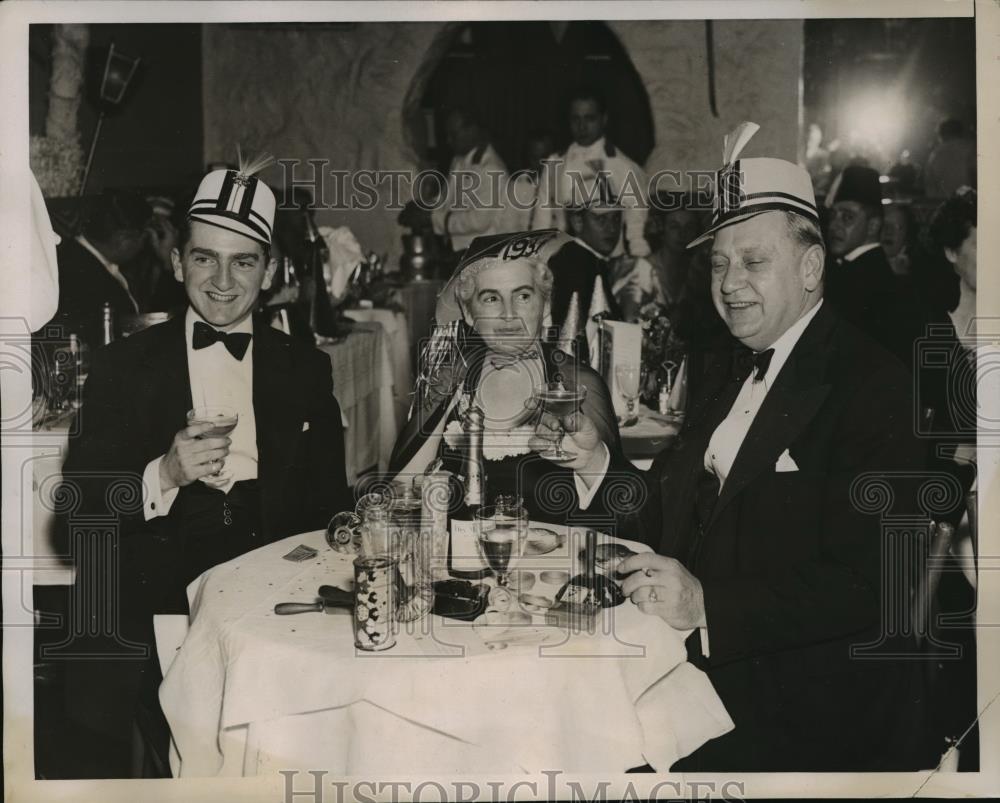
[[643, 567, 654, 578], [648, 588, 658, 603]]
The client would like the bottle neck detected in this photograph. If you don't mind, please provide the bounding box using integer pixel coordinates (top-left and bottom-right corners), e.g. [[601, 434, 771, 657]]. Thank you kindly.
[[303, 211, 319, 243]]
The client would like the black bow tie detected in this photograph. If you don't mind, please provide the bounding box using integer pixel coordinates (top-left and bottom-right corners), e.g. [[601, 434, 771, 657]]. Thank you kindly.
[[732, 346, 774, 383], [193, 320, 252, 360]]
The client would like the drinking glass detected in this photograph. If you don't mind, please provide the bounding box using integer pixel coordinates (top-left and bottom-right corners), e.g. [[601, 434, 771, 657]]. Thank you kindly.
[[187, 405, 238, 477], [530, 381, 587, 463], [475, 504, 528, 588], [615, 364, 640, 426]]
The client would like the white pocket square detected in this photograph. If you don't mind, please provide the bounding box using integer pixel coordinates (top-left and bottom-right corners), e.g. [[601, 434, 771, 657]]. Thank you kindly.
[[301, 421, 310, 432], [775, 449, 799, 472]]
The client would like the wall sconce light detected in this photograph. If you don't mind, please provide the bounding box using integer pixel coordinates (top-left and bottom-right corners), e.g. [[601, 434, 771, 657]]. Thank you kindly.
[[78, 42, 142, 198], [98, 42, 141, 107]]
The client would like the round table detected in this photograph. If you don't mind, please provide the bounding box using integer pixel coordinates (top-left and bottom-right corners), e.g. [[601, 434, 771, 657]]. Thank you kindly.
[[159, 525, 732, 777]]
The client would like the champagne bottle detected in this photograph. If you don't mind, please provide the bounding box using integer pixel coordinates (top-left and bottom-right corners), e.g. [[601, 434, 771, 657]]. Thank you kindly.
[[447, 403, 488, 579], [270, 257, 313, 342], [303, 211, 340, 338]]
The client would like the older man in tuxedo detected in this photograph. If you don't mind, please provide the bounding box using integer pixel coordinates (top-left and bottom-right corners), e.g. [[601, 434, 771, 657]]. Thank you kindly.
[[592, 124, 927, 771], [60, 162, 350, 774]]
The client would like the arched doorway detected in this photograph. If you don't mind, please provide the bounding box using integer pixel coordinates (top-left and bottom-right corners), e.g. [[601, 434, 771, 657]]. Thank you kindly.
[[404, 21, 654, 172]]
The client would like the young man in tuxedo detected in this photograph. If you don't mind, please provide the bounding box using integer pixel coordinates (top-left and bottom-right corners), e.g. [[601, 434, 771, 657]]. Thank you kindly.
[[58, 164, 350, 775], [579, 125, 929, 770]]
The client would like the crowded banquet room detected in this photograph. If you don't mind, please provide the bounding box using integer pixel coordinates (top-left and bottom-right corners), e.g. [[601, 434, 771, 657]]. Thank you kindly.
[[9, 4, 994, 797]]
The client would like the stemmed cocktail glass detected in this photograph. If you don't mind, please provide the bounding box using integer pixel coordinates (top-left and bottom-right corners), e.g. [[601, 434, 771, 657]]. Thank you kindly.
[[187, 405, 238, 478], [529, 380, 587, 464], [474, 503, 528, 588], [615, 364, 640, 427]]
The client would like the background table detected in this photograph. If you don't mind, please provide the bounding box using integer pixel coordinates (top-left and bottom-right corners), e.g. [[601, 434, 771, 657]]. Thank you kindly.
[[23, 413, 75, 586], [159, 526, 733, 777], [317, 321, 398, 484], [343, 306, 413, 427], [620, 406, 682, 470], [392, 279, 444, 373]]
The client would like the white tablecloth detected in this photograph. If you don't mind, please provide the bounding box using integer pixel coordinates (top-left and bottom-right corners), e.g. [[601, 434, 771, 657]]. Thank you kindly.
[[318, 322, 397, 484], [160, 527, 733, 777], [344, 306, 413, 428], [23, 414, 75, 585]]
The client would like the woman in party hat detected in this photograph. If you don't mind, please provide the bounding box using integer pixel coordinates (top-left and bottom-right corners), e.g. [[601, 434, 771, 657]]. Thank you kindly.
[[389, 229, 641, 524]]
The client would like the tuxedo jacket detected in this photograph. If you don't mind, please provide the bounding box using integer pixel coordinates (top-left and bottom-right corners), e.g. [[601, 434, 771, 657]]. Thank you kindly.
[[61, 312, 351, 627], [633, 303, 930, 770], [389, 328, 643, 525]]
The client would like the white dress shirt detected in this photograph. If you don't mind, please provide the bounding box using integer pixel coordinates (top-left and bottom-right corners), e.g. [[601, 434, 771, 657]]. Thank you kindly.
[[431, 143, 509, 252], [704, 300, 824, 487], [143, 308, 259, 519], [76, 235, 140, 313], [532, 136, 650, 257], [696, 299, 823, 655]]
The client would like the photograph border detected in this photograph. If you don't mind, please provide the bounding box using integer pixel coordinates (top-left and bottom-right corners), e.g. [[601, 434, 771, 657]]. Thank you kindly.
[[2, 1, 997, 800]]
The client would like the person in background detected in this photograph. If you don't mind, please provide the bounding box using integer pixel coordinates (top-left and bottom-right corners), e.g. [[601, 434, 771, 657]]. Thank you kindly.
[[918, 189, 978, 442], [609, 192, 701, 321], [933, 188, 977, 341], [545, 193, 624, 338], [644, 195, 726, 392], [647, 194, 703, 308], [505, 129, 554, 232], [923, 118, 976, 200], [888, 149, 920, 196], [50, 189, 150, 346], [532, 86, 650, 257], [881, 202, 918, 278], [917, 187, 979, 770], [823, 165, 925, 369], [123, 194, 188, 314], [430, 106, 510, 253]]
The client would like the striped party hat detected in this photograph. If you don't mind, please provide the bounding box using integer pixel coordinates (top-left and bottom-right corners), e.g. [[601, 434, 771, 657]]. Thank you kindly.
[[687, 122, 818, 248], [187, 147, 277, 245]]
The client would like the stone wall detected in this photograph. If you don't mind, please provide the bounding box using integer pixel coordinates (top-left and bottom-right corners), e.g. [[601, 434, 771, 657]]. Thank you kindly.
[[611, 20, 803, 178], [203, 19, 802, 266]]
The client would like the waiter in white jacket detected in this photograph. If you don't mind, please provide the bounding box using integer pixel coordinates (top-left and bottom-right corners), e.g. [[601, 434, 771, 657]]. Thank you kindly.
[[431, 107, 510, 253], [532, 87, 650, 258]]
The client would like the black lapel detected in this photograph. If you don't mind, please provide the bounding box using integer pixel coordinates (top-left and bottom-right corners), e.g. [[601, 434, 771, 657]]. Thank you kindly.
[[654, 426, 711, 556], [707, 304, 836, 530], [139, 313, 193, 451], [653, 345, 734, 557], [252, 319, 302, 493]]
